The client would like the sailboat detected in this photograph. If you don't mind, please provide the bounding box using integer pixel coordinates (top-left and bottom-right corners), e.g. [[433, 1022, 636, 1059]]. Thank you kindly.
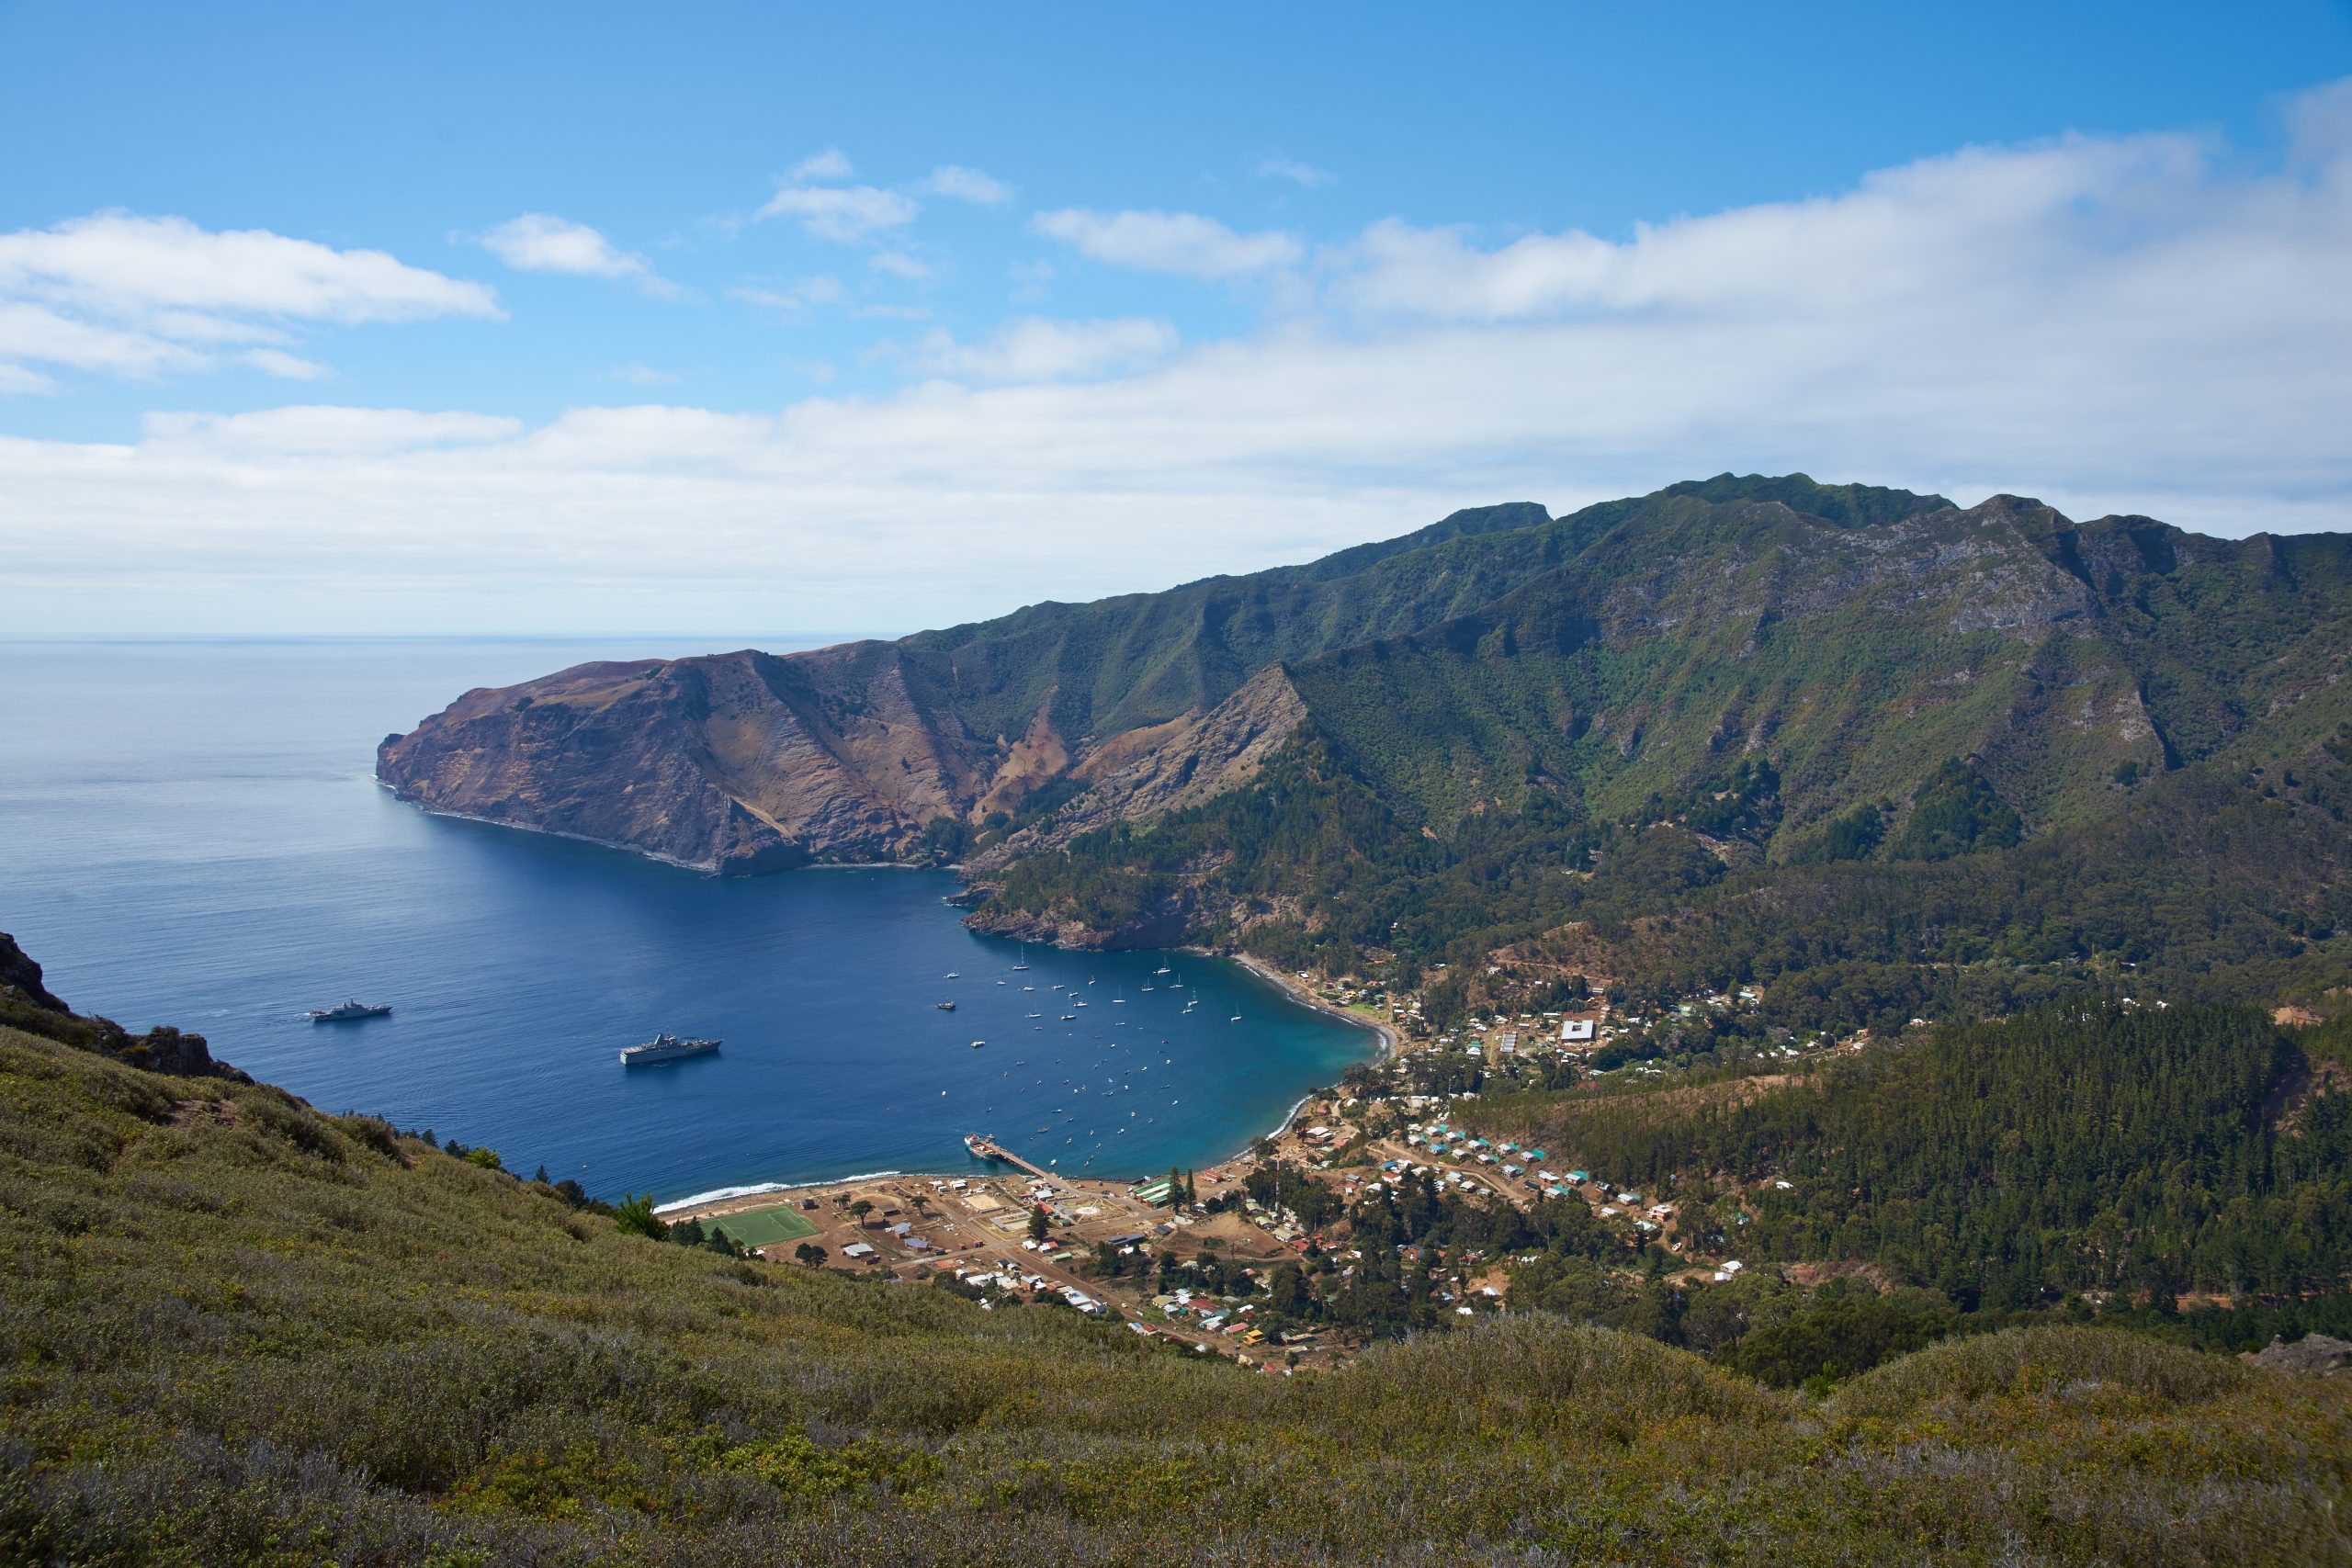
[[1012, 945, 1031, 972]]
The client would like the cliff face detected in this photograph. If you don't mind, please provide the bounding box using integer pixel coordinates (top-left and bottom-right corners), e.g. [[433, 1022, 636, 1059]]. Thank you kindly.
[[378, 647, 1006, 871]]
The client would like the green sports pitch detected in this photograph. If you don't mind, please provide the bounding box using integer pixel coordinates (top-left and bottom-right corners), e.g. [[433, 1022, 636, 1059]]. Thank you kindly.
[[700, 1203, 820, 1248]]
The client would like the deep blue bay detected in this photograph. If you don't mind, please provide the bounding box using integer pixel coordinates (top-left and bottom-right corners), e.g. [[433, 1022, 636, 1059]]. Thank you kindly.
[[0, 639, 1381, 1202]]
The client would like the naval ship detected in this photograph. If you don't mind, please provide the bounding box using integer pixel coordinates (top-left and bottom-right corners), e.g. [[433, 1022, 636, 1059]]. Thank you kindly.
[[620, 1032, 721, 1066], [309, 999, 391, 1022]]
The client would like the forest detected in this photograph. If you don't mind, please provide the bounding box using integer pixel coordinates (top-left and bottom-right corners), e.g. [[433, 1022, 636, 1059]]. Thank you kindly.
[[1469, 1003, 2352, 1367]]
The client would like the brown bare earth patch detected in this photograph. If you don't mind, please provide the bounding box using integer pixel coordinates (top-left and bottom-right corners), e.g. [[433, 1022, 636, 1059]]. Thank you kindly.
[[1780, 1259, 1897, 1292], [976, 702, 1073, 818], [1074, 712, 1194, 781], [2274, 1056, 2348, 1134], [2277, 1005, 2324, 1027]]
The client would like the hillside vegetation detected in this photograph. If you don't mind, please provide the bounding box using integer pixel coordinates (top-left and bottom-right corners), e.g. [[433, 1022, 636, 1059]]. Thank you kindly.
[[1468, 1004, 2352, 1369], [6, 1021, 2351, 1564]]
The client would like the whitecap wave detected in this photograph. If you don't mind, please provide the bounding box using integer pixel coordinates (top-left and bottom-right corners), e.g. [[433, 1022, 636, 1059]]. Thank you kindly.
[[658, 1169, 906, 1213]]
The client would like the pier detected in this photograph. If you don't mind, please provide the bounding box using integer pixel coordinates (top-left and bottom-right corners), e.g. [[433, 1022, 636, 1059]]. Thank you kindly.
[[965, 1134, 1055, 1181]]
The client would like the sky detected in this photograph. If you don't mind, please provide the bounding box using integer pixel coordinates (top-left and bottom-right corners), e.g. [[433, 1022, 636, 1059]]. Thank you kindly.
[[4, 1, 2351, 638]]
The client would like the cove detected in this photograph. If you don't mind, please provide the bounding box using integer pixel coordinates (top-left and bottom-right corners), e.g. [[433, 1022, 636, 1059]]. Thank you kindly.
[[0, 639, 1383, 1200]]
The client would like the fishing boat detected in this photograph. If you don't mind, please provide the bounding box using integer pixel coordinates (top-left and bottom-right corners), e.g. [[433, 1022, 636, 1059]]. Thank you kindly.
[[937, 1000, 957, 1011]]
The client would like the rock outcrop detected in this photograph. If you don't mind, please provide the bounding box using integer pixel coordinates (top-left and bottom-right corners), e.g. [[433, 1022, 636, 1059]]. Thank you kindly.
[[378, 648, 992, 872], [0, 932, 251, 1082]]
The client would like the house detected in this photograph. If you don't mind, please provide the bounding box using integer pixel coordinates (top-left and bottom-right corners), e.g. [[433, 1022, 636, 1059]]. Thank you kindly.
[[1560, 1018, 1597, 1043], [840, 1242, 876, 1259]]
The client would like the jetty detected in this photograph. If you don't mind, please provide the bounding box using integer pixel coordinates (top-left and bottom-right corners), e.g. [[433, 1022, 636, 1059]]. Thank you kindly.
[[964, 1134, 1054, 1181]]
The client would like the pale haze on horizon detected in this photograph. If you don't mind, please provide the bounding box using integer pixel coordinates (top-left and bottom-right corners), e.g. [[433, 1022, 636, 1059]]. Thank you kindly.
[[3, 3, 2350, 639]]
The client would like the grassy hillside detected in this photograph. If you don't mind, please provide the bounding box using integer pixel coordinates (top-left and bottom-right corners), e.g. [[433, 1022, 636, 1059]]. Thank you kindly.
[[6, 1021, 2350, 1564]]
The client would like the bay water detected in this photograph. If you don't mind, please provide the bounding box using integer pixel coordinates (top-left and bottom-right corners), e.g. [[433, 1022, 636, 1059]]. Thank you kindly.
[[0, 639, 1381, 1202]]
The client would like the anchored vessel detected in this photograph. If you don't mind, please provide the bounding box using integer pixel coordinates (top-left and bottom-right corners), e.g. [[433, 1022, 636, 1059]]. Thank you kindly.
[[309, 999, 390, 1022], [620, 1032, 720, 1066]]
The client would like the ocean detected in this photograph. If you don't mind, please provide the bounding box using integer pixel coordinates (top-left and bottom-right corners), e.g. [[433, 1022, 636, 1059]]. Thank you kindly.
[[0, 638, 1382, 1203]]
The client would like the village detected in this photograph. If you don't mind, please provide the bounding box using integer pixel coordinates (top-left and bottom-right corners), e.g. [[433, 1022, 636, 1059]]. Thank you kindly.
[[659, 957, 1877, 1370]]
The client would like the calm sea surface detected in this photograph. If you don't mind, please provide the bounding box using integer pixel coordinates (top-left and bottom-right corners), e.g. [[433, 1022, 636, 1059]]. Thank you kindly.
[[0, 639, 1379, 1202]]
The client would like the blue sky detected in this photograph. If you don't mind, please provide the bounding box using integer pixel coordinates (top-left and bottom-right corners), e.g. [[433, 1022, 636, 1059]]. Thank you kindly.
[[5, 2, 2351, 636]]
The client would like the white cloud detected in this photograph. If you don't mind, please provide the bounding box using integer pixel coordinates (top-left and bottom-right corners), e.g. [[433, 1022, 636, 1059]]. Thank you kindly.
[[789, 147, 854, 181], [477, 214, 677, 296], [0, 212, 499, 322], [7, 80, 2352, 633], [0, 211, 498, 390], [1032, 209, 1302, 277], [1254, 156, 1330, 187], [909, 317, 1178, 382], [141, 405, 519, 456], [243, 347, 331, 380], [922, 164, 1012, 204], [758, 185, 918, 243], [868, 249, 933, 281]]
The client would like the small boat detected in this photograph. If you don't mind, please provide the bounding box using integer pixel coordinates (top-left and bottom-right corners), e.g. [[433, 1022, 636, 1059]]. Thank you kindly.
[[971, 1040, 987, 1049], [1060, 1014, 1077, 1021], [937, 1000, 957, 1011], [1156, 965, 1171, 975], [309, 999, 390, 1022]]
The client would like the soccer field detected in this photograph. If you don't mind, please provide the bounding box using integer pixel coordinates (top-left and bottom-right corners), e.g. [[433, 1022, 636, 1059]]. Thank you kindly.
[[702, 1202, 820, 1248]]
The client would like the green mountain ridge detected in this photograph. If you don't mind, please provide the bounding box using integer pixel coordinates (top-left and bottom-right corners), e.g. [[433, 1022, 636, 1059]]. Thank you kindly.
[[376, 473, 2352, 1014]]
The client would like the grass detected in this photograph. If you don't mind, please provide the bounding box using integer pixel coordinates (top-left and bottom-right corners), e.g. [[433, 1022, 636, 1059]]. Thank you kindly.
[[702, 1202, 819, 1248], [4, 1020, 2349, 1564]]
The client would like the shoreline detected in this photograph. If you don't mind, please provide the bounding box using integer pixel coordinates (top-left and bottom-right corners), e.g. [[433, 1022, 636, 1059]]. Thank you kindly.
[[1223, 951, 1402, 1061], [1220, 953, 1399, 1154], [660, 947, 1402, 1219]]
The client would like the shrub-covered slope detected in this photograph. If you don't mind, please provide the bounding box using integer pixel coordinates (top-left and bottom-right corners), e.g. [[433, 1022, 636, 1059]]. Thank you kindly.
[[5, 1021, 2350, 1564]]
